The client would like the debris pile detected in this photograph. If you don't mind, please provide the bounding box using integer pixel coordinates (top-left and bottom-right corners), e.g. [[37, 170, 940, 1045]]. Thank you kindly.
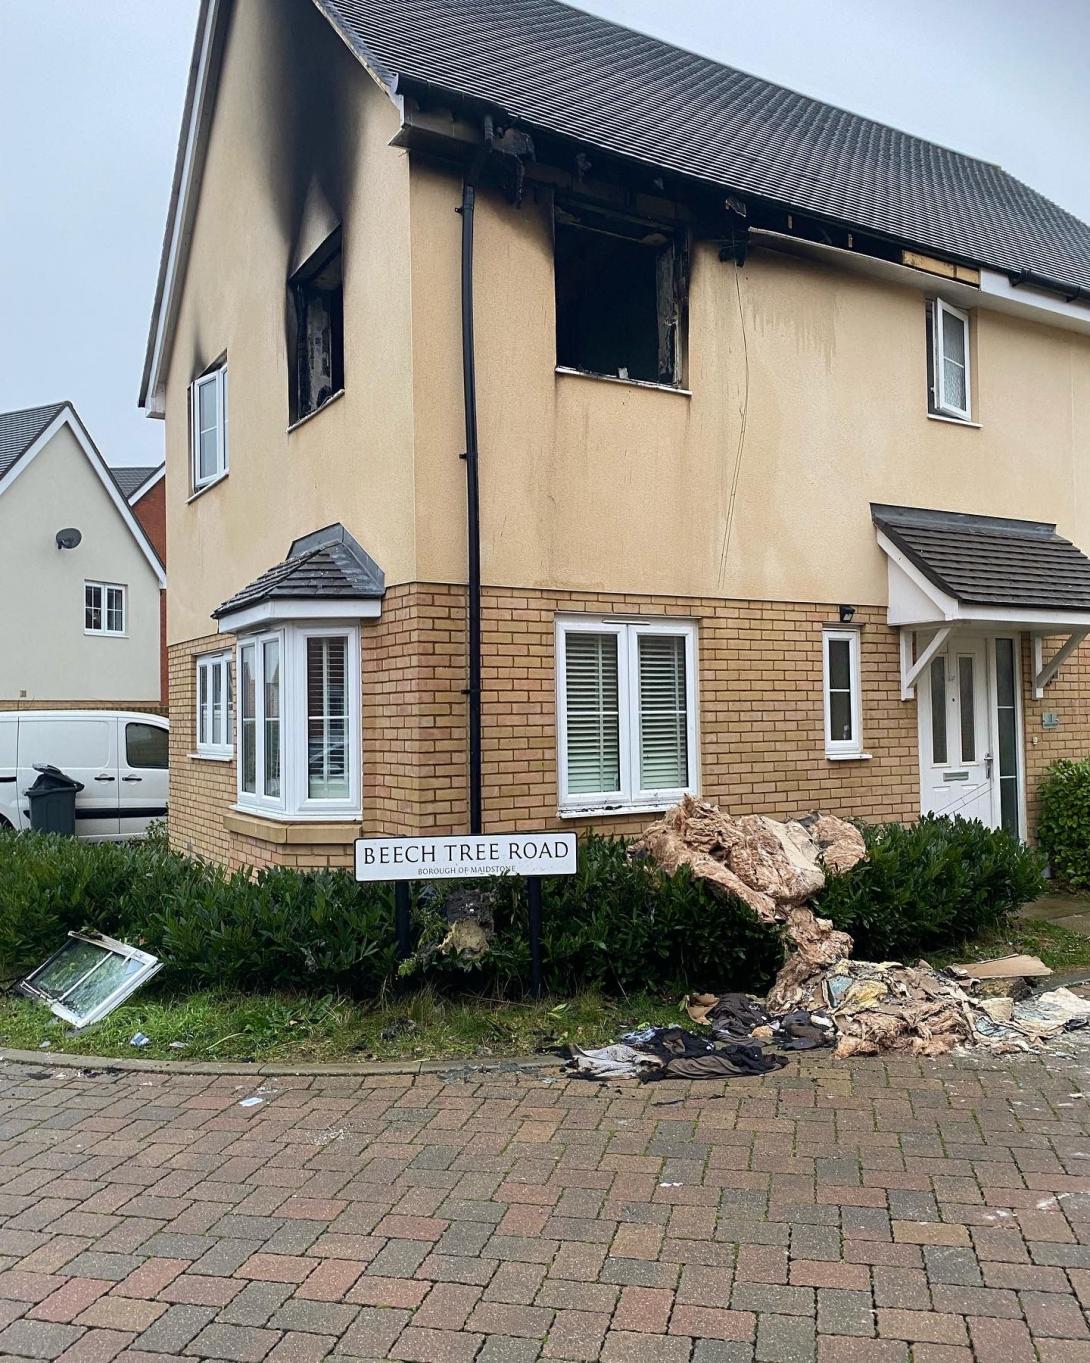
[[568, 1024, 788, 1082], [632, 796, 861, 1009], [628, 797, 1090, 1066]]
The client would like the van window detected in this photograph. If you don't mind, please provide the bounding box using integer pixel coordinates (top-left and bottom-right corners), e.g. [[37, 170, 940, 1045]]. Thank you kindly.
[[125, 723, 168, 770], [21, 719, 111, 769]]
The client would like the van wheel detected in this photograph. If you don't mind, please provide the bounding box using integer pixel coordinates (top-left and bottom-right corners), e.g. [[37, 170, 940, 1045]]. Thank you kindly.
[[0, 816, 13, 833]]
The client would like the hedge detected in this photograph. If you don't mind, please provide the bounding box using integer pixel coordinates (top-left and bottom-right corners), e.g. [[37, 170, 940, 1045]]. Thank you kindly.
[[0, 814, 1045, 1000], [1038, 759, 1090, 890], [814, 813, 1045, 959]]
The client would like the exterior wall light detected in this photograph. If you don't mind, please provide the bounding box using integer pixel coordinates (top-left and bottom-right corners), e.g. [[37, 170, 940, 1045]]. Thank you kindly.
[[838, 604, 856, 623]]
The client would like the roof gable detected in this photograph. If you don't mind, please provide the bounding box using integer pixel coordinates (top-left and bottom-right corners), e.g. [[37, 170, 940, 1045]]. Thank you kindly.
[[0, 403, 67, 481], [111, 464, 164, 502], [0, 402, 166, 589]]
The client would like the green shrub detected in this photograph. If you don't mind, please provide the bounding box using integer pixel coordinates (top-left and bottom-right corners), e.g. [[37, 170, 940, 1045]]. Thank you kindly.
[[1038, 759, 1090, 889], [0, 830, 780, 998], [815, 814, 1045, 959]]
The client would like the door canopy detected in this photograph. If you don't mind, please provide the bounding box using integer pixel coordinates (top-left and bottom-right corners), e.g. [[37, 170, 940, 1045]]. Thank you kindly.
[[872, 504, 1090, 699]]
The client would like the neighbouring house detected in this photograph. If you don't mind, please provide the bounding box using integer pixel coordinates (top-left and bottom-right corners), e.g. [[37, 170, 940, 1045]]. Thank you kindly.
[[0, 402, 166, 710], [140, 0, 1090, 871], [113, 463, 168, 702]]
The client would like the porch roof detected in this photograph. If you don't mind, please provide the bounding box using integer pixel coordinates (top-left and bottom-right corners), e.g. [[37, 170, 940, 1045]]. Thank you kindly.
[[872, 503, 1090, 628]]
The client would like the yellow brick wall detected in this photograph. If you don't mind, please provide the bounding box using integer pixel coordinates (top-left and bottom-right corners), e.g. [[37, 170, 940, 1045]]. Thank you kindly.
[[168, 586, 1090, 869], [1023, 633, 1090, 835]]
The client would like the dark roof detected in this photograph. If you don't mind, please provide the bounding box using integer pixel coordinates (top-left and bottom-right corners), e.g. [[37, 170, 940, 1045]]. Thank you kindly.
[[316, 0, 1090, 294], [872, 504, 1090, 612], [110, 465, 162, 501], [213, 524, 385, 619], [0, 402, 66, 480]]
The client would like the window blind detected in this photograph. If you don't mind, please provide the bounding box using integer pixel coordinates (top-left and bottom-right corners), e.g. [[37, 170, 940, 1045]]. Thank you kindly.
[[564, 632, 620, 794], [307, 637, 349, 799], [637, 633, 688, 789]]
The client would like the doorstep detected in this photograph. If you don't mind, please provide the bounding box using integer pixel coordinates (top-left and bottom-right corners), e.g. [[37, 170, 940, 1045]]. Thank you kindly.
[[223, 810, 363, 846]]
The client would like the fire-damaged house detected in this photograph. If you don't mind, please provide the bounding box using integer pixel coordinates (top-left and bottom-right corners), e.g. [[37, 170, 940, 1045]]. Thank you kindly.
[[140, 0, 1090, 870]]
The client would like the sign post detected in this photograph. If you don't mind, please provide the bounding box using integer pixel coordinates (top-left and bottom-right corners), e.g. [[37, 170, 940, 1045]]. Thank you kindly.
[[355, 832, 578, 998]]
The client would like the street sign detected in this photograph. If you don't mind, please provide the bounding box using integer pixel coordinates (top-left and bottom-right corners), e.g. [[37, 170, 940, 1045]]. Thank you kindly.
[[355, 832, 577, 882], [354, 831, 579, 998]]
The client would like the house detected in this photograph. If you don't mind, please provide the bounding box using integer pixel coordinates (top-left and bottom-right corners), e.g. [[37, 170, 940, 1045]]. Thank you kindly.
[[112, 463, 168, 702], [140, 0, 1090, 871], [0, 402, 166, 709]]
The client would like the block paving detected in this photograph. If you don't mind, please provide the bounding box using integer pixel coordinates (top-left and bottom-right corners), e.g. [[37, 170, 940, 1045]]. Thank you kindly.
[[0, 1049, 1089, 1360]]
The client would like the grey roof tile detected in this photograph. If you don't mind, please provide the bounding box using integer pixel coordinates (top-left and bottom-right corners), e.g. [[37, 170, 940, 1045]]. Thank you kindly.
[[0, 402, 66, 480], [110, 464, 162, 500], [872, 504, 1090, 612], [213, 523, 385, 619], [316, 0, 1090, 293]]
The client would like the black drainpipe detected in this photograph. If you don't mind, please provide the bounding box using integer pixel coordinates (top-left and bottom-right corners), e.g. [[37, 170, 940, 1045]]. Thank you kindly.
[[460, 133, 491, 837]]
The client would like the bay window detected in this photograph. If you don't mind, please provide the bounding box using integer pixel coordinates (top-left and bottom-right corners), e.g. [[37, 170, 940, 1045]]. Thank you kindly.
[[556, 616, 698, 812], [235, 624, 359, 818]]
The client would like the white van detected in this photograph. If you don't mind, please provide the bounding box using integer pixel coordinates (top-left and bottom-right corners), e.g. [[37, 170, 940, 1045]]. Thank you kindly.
[[0, 711, 169, 840]]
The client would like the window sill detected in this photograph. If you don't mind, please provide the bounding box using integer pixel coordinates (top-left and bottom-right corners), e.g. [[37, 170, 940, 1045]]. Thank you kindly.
[[189, 750, 232, 762], [555, 366, 692, 397], [825, 752, 873, 762], [84, 632, 127, 639], [927, 412, 981, 429], [558, 801, 676, 819], [225, 808, 363, 845], [287, 389, 346, 433], [187, 471, 228, 503]]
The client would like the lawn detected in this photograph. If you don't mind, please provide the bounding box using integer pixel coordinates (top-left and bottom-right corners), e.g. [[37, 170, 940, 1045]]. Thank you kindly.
[[0, 985, 686, 1065], [3, 916, 1089, 1066]]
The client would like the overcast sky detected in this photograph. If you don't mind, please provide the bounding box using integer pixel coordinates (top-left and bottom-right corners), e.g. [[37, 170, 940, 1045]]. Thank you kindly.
[[2, 0, 1088, 469]]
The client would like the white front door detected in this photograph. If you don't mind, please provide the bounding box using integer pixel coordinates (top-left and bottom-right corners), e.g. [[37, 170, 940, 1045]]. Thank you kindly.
[[918, 633, 994, 824]]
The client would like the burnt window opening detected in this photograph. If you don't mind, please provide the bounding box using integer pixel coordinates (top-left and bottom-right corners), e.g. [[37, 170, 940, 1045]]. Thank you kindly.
[[554, 205, 686, 387], [289, 229, 344, 423]]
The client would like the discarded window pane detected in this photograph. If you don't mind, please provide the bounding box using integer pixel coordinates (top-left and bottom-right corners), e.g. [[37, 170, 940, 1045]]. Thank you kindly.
[[19, 931, 161, 1030]]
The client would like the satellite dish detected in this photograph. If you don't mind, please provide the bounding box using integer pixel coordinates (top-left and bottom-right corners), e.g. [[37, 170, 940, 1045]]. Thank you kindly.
[[55, 528, 82, 550]]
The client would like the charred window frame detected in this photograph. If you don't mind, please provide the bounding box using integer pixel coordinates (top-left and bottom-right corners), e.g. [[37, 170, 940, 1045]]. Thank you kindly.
[[554, 202, 688, 388], [289, 228, 344, 424]]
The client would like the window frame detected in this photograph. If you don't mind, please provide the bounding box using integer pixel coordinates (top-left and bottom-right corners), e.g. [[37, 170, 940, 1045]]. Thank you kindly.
[[234, 623, 361, 820], [289, 228, 345, 425], [190, 362, 229, 492], [556, 615, 699, 814], [195, 651, 233, 760], [553, 201, 688, 389], [932, 299, 972, 421], [18, 930, 162, 1031], [84, 581, 126, 637], [822, 627, 864, 758]]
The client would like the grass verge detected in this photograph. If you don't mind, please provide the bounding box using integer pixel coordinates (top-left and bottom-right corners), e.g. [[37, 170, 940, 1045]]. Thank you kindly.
[[0, 985, 684, 1065], [4, 914, 1089, 1066]]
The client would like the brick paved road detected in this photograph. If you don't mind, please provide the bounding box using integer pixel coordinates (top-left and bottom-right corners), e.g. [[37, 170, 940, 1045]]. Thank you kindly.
[[1, 1051, 1090, 1362]]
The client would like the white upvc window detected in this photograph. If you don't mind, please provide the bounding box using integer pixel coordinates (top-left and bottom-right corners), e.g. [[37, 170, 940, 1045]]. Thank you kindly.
[[556, 616, 699, 813], [191, 363, 228, 490], [236, 624, 360, 819], [823, 628, 863, 757], [85, 581, 126, 636], [196, 652, 232, 758], [932, 299, 972, 420]]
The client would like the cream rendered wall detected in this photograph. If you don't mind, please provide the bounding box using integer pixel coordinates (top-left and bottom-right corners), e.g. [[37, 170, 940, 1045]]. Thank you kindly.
[[0, 426, 161, 701], [163, 0, 415, 645], [407, 164, 1090, 607]]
